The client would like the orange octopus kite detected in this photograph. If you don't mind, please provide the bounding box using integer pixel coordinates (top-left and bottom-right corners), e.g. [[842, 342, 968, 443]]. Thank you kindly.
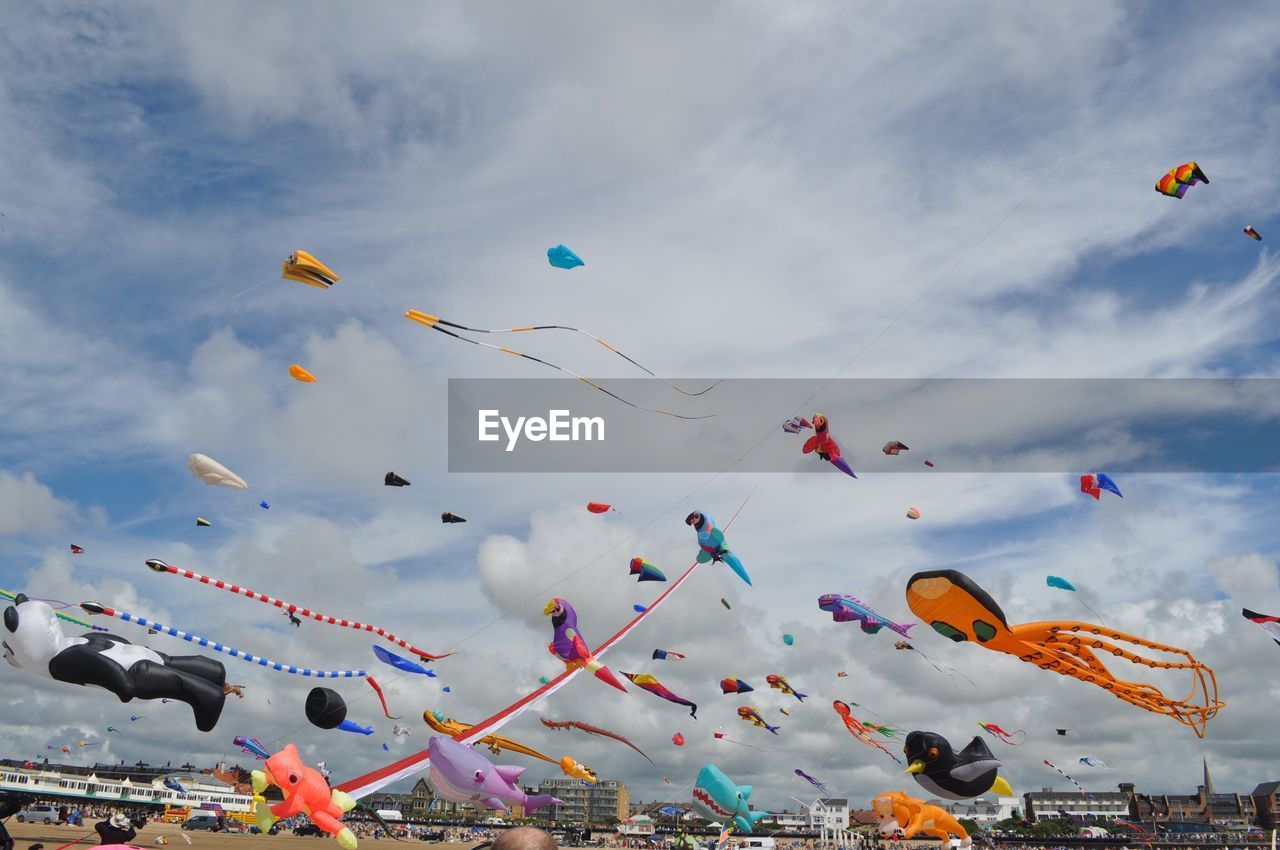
[[905, 570, 1223, 737]]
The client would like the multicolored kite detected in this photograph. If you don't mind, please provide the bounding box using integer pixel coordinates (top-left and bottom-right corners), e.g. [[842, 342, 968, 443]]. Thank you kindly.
[[622, 672, 697, 717]]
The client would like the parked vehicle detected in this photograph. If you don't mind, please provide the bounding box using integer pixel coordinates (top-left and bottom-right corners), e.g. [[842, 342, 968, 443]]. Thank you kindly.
[[182, 814, 221, 831], [16, 805, 60, 824], [294, 824, 327, 837]]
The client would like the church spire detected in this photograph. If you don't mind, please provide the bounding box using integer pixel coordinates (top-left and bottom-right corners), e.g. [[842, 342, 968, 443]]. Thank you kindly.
[[1203, 757, 1214, 795]]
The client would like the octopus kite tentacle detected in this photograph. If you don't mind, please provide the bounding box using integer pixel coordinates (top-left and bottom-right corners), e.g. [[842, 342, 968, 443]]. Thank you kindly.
[[144, 559, 451, 660], [540, 718, 655, 764], [405, 311, 715, 420], [80, 602, 367, 678], [905, 570, 1225, 738]]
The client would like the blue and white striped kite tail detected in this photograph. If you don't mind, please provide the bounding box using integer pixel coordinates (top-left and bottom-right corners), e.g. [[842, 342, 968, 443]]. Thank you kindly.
[[81, 603, 367, 678]]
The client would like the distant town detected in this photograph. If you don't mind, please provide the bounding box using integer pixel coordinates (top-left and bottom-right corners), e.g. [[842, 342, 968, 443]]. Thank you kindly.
[[3, 756, 1277, 839]]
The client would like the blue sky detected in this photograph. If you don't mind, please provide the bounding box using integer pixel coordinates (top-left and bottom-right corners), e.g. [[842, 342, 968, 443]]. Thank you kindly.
[[3, 0, 1280, 816]]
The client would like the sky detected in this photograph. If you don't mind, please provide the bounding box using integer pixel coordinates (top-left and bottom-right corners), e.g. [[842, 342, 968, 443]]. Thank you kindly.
[[3, 0, 1280, 819]]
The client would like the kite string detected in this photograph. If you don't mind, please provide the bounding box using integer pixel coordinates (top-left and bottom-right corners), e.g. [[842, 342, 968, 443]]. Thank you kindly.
[[80, 602, 368, 678]]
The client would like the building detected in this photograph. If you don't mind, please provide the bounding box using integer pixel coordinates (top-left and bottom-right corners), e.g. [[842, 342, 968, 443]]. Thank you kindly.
[[1121, 761, 1264, 830], [937, 796, 1020, 823], [808, 798, 849, 831], [0, 763, 252, 812], [1250, 782, 1280, 830], [764, 809, 807, 828], [531, 779, 629, 825], [1024, 788, 1129, 822]]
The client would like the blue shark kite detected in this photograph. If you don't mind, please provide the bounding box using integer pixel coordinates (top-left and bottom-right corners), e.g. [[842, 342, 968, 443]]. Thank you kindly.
[[687, 510, 751, 586], [690, 764, 769, 834], [818, 593, 913, 637]]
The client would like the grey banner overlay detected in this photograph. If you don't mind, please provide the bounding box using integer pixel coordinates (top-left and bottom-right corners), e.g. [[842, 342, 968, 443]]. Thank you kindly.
[[448, 378, 1280, 473]]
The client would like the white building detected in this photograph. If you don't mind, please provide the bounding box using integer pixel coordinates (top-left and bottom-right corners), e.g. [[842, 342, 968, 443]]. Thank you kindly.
[[765, 810, 807, 827], [936, 796, 1020, 823], [1024, 788, 1129, 822], [808, 798, 850, 831], [0, 766, 251, 812]]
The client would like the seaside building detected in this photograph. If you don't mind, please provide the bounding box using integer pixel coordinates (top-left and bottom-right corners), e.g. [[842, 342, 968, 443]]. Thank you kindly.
[[936, 796, 1020, 823], [531, 778, 629, 825]]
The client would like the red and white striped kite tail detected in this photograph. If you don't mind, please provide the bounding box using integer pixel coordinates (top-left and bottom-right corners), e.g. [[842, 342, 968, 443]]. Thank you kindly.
[[144, 559, 452, 660]]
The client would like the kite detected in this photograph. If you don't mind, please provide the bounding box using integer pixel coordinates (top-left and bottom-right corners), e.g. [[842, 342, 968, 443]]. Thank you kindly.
[[720, 677, 753, 694], [782, 416, 812, 434], [765, 674, 806, 702], [546, 597, 628, 692], [623, 672, 697, 717], [382, 743, 390, 751], [1057, 729, 1069, 736], [833, 701, 902, 763], [779, 707, 791, 716], [252, 744, 359, 848], [905, 569, 1223, 737], [801, 414, 856, 478], [632, 605, 647, 613], [424, 711, 577, 778], [164, 777, 188, 795], [0, 588, 104, 632], [540, 718, 654, 764], [5, 595, 226, 732], [1045, 576, 1106, 622], [819, 594, 914, 637], [1155, 162, 1209, 198], [587, 502, 617, 514], [372, 646, 437, 677], [1080, 473, 1122, 500], [195, 517, 212, 527], [106, 727, 120, 734], [441, 512, 466, 524], [284, 610, 303, 628], [1242, 609, 1280, 647], [365, 675, 399, 719], [691, 765, 768, 834], [883, 441, 909, 455], [442, 687, 451, 693], [281, 250, 340, 289], [906, 507, 921, 520], [289, 365, 316, 383], [1078, 757, 1109, 769], [652, 649, 686, 660], [687, 510, 751, 585], [306, 688, 374, 735], [332, 496, 751, 800], [144, 558, 451, 659], [559, 756, 597, 784], [1244, 225, 1262, 241], [384, 472, 410, 487], [188, 454, 248, 489], [234, 736, 271, 760], [836, 671, 848, 677], [976, 722, 1025, 746], [547, 244, 584, 269], [672, 733, 685, 746], [69, 544, 84, 554], [894, 641, 976, 690], [393, 725, 410, 737], [538, 676, 551, 684], [405, 310, 719, 418], [259, 500, 270, 510], [737, 706, 779, 735], [871, 792, 969, 845], [904, 731, 1013, 800], [712, 731, 769, 753], [130, 715, 145, 722], [629, 558, 666, 582], [81, 601, 369, 679], [795, 769, 829, 796], [1042, 759, 1084, 794], [782, 633, 794, 646], [721, 598, 731, 610]]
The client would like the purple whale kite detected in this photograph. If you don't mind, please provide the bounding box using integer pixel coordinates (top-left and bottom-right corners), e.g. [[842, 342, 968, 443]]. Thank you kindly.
[[818, 593, 914, 638], [427, 736, 564, 812]]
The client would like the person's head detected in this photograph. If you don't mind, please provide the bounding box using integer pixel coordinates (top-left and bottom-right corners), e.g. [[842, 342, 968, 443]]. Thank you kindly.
[[490, 828, 558, 850], [108, 813, 130, 830]]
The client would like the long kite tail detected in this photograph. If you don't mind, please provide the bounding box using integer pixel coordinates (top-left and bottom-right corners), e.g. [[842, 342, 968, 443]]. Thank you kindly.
[[1043, 759, 1084, 794], [540, 718, 654, 765], [405, 311, 714, 420], [79, 602, 367, 678], [405, 312, 721, 398], [144, 559, 451, 661]]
